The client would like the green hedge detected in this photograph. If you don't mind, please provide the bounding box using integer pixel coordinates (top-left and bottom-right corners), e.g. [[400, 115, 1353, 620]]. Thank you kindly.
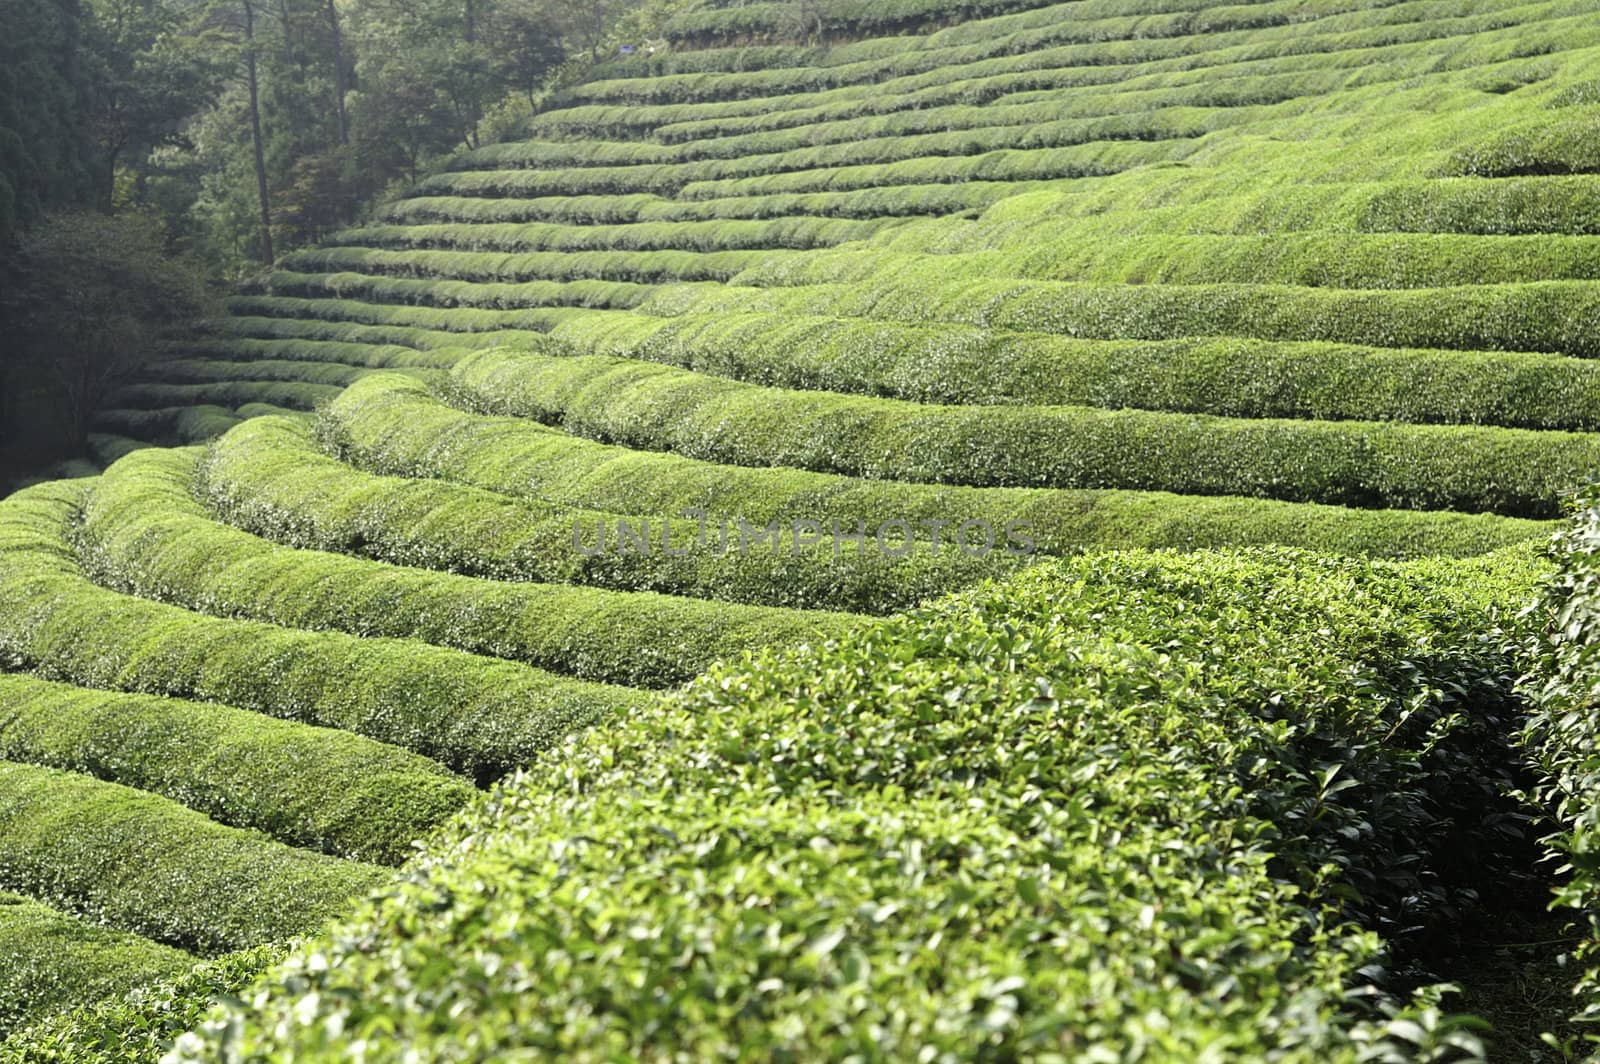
[[422, 137, 1191, 200], [551, 309, 1600, 430], [745, 230, 1600, 289], [83, 445, 867, 687], [452, 347, 1597, 516], [200, 416, 1020, 614], [320, 373, 1549, 558], [1445, 109, 1600, 177], [324, 216, 893, 252], [1520, 486, 1600, 1029], [0, 671, 474, 865], [165, 544, 1543, 1059], [92, 407, 242, 446], [0, 892, 193, 1038], [652, 272, 1600, 357], [168, 337, 465, 370], [0, 482, 643, 783], [381, 181, 1044, 226], [0, 946, 277, 1064], [109, 380, 344, 413], [0, 760, 388, 956]]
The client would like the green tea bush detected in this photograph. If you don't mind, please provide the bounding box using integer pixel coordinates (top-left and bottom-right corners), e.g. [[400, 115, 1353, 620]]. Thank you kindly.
[[201, 415, 1020, 614], [0, 672, 474, 864], [320, 373, 1548, 558], [92, 406, 242, 446], [0, 760, 388, 955], [165, 545, 1542, 1060], [750, 231, 1600, 288], [1445, 109, 1600, 176], [274, 246, 769, 285], [453, 347, 1597, 516], [0, 482, 642, 782], [169, 337, 467, 370], [0, 892, 193, 1037], [84, 445, 866, 686], [654, 273, 1600, 357], [552, 309, 1600, 429], [326, 216, 892, 252], [1520, 487, 1600, 1028], [0, 946, 278, 1064], [110, 380, 343, 412]]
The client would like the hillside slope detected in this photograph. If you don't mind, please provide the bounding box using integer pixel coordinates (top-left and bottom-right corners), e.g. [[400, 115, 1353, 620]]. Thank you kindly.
[[3, 0, 1600, 1058]]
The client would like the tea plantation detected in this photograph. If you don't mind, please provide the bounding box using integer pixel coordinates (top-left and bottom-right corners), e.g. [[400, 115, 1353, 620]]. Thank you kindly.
[[6, 0, 1600, 1058]]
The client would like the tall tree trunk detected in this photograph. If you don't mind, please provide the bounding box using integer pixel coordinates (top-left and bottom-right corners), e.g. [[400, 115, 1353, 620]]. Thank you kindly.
[[243, 0, 275, 264], [277, 0, 294, 62], [327, 0, 348, 144], [462, 0, 479, 148]]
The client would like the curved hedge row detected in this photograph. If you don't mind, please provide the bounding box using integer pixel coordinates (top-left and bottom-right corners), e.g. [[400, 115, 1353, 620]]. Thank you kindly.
[[550, 309, 1600, 430], [424, 137, 1192, 200], [965, 171, 1600, 242], [167, 544, 1543, 1059], [83, 445, 866, 686], [91, 406, 242, 446], [321, 374, 1550, 558], [327, 216, 895, 253], [0, 671, 474, 865], [0, 892, 193, 1037], [382, 181, 1043, 226], [651, 273, 1600, 357], [169, 337, 466, 370], [0, 482, 643, 783], [148, 359, 381, 387], [217, 314, 547, 351], [0, 946, 278, 1064], [452, 347, 1598, 516], [565, 0, 1566, 108], [746, 230, 1600, 289], [200, 416, 1019, 615], [0, 760, 387, 956], [109, 380, 344, 413], [274, 246, 769, 286]]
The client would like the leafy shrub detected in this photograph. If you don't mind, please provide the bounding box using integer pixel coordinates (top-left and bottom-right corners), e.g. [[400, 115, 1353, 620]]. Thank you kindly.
[[551, 309, 1600, 430], [201, 415, 1020, 614], [0, 481, 643, 782], [0, 760, 387, 955], [453, 346, 1598, 516], [0, 892, 193, 1037], [83, 445, 867, 687], [0, 672, 474, 864], [322, 372, 1550, 558], [0, 946, 278, 1064], [164, 545, 1541, 1060]]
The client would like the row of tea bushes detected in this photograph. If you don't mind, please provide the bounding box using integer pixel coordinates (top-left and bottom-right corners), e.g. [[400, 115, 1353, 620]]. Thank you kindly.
[[0, 671, 473, 865], [451, 347, 1599, 516], [0, 946, 278, 1064], [200, 416, 1021, 614], [83, 446, 866, 687], [168, 544, 1543, 1059], [322, 373, 1550, 557], [648, 273, 1600, 356], [0, 482, 642, 783], [745, 231, 1600, 289], [0, 761, 388, 956], [0, 892, 192, 1038], [549, 310, 1600, 429]]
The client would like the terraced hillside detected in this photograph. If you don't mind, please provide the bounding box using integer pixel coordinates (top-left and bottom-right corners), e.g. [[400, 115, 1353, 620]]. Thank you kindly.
[[6, 0, 1600, 1058]]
